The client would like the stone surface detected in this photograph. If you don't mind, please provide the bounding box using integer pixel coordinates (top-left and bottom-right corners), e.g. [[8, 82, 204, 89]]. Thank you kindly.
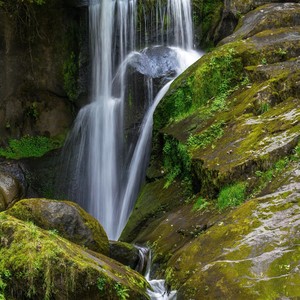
[[0, 213, 148, 300], [6, 198, 110, 255], [109, 241, 140, 271], [0, 172, 23, 212], [0, 0, 87, 142]]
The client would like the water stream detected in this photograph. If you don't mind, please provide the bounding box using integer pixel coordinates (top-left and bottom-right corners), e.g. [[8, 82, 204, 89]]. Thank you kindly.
[[60, 0, 200, 240]]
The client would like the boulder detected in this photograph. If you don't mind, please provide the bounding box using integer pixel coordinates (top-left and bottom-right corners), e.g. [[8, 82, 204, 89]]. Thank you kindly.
[[6, 198, 110, 255], [0, 172, 23, 212], [109, 241, 140, 271], [0, 213, 148, 300]]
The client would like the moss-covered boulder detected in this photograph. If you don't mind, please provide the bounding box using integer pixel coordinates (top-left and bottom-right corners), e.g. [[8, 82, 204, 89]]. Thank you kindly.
[[0, 213, 149, 300], [219, 3, 300, 45], [166, 160, 300, 299], [0, 172, 23, 212], [6, 199, 109, 255]]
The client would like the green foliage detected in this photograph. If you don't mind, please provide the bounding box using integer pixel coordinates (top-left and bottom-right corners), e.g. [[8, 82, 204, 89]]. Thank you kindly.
[[261, 58, 267, 65], [0, 135, 63, 160], [163, 137, 191, 188], [97, 277, 106, 293], [187, 121, 224, 149], [114, 283, 129, 300], [217, 182, 247, 210], [253, 156, 292, 196], [192, 197, 209, 211], [63, 52, 78, 102], [258, 102, 270, 114], [274, 47, 287, 60], [194, 48, 244, 109], [0, 269, 11, 300]]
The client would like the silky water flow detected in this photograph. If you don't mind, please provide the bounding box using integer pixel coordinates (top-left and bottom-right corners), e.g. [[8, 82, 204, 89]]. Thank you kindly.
[[60, 0, 202, 242]]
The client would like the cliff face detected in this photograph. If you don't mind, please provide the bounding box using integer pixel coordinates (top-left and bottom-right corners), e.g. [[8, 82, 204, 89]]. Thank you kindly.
[[0, 0, 88, 142]]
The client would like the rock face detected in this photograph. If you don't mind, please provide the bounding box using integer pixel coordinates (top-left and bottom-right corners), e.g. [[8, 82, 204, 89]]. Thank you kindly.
[[109, 241, 141, 271], [6, 199, 110, 255], [0, 0, 87, 142], [0, 212, 148, 300], [122, 2, 300, 299]]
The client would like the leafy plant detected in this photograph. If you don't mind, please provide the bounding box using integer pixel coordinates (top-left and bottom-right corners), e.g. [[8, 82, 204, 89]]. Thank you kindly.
[[258, 102, 270, 114], [187, 121, 224, 149], [261, 58, 267, 65], [217, 182, 247, 210], [114, 283, 129, 300], [97, 277, 106, 292], [0, 135, 63, 160], [192, 197, 209, 211]]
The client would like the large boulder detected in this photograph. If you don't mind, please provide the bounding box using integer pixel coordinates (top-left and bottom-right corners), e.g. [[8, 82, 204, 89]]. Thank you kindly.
[[6, 198, 110, 255], [0, 213, 149, 300]]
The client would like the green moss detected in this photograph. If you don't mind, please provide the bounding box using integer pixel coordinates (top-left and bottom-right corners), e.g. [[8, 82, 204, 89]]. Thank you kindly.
[[155, 47, 245, 130], [0, 135, 64, 159], [0, 213, 148, 300], [187, 120, 224, 150], [163, 137, 191, 188]]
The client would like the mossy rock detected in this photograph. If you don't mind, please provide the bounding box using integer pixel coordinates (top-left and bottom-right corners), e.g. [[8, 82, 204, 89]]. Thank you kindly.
[[0, 213, 149, 300], [6, 198, 109, 255], [164, 161, 300, 299], [219, 3, 300, 45], [121, 179, 185, 243]]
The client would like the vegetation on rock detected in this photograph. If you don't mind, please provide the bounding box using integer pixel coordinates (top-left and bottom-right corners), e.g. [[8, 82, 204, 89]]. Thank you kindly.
[[0, 136, 64, 160]]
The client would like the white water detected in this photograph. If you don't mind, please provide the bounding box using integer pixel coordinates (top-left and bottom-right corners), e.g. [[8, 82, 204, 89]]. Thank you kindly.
[[137, 246, 177, 300], [60, 0, 201, 240]]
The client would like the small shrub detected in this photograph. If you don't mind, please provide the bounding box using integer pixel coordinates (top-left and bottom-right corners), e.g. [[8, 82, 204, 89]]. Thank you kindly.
[[114, 283, 129, 300], [97, 277, 106, 293], [217, 182, 247, 210]]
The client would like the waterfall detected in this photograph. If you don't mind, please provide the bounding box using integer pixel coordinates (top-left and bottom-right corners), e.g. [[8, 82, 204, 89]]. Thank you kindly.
[[59, 0, 201, 240]]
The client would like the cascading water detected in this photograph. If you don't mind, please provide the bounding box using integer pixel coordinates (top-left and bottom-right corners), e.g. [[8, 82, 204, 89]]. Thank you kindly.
[[60, 0, 202, 241]]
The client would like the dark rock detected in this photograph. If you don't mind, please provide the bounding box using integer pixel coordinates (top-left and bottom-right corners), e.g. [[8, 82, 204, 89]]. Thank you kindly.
[[109, 241, 140, 271], [7, 198, 110, 255]]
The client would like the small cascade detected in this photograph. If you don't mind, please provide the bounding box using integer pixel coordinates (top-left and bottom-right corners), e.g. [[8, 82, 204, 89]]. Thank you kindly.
[[136, 246, 177, 300]]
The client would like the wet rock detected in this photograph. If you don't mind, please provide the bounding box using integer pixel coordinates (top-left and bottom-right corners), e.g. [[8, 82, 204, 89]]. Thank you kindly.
[[0, 172, 23, 212], [109, 241, 140, 271], [6, 198, 110, 255]]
